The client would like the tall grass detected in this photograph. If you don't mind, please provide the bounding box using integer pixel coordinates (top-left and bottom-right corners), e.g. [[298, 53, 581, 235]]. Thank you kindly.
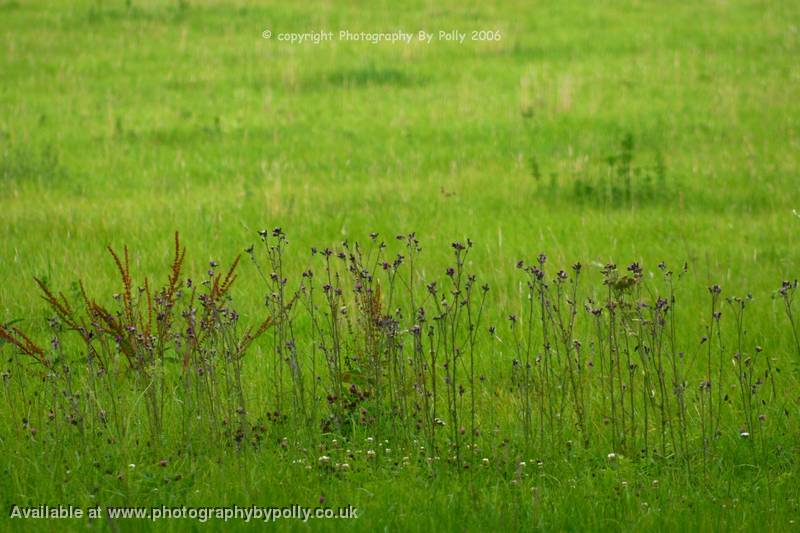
[[1, 230, 795, 472]]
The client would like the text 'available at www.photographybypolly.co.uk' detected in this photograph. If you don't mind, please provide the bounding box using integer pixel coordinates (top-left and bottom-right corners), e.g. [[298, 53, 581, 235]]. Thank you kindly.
[[8, 504, 359, 523]]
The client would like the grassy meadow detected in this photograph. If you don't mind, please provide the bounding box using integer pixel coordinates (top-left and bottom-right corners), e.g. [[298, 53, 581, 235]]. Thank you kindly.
[[2, 0, 800, 530]]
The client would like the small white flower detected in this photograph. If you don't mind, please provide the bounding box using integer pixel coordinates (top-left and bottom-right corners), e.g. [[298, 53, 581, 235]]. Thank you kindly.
[[366, 449, 376, 459], [739, 431, 750, 438], [128, 464, 136, 469], [607, 453, 617, 460], [482, 458, 490, 466], [318, 455, 331, 464]]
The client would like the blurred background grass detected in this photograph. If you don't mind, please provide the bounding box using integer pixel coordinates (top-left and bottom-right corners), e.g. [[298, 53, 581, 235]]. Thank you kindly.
[[1, 0, 799, 334]]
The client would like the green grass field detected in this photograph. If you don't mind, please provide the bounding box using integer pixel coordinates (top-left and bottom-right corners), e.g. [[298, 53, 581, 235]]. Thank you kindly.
[[2, 1, 800, 531]]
